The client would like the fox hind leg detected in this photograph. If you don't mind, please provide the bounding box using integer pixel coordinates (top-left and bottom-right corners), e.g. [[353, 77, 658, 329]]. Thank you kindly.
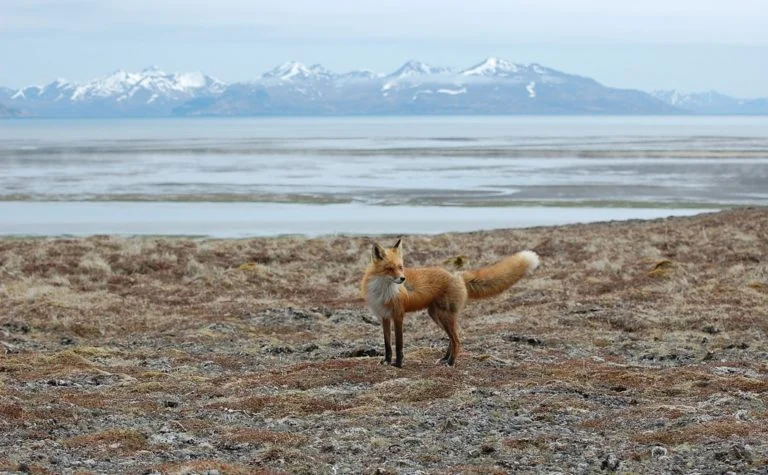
[[427, 306, 450, 363], [429, 305, 461, 366], [440, 313, 461, 366]]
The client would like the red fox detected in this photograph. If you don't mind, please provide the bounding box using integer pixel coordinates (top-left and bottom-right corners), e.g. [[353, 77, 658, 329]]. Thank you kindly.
[[361, 238, 540, 367]]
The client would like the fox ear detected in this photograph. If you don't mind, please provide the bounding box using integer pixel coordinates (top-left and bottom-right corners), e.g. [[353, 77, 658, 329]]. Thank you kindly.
[[393, 238, 403, 252], [372, 242, 386, 261]]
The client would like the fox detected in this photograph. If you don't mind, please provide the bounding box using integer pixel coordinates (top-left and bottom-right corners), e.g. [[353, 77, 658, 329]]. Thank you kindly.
[[360, 238, 540, 367]]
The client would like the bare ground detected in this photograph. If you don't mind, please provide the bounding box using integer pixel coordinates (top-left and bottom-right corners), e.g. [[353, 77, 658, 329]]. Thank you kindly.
[[1, 208, 767, 474]]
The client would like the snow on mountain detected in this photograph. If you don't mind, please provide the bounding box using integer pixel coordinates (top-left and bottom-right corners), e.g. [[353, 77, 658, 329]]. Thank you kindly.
[[526, 82, 536, 98], [11, 78, 75, 102], [460, 57, 521, 77], [386, 60, 451, 79], [1, 58, 705, 116], [261, 62, 334, 82], [651, 89, 732, 108], [69, 67, 225, 103], [651, 89, 768, 114], [459, 59, 565, 85], [9, 67, 225, 106], [336, 70, 382, 83], [437, 87, 467, 95]]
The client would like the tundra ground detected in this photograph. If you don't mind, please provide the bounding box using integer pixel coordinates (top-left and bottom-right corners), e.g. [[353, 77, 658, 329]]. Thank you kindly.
[[1, 208, 767, 474]]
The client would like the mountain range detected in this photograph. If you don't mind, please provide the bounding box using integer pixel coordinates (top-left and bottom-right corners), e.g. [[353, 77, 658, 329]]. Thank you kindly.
[[650, 90, 768, 115], [1, 58, 765, 117]]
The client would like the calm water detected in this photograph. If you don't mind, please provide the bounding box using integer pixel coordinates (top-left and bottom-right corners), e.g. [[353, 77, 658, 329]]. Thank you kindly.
[[0, 116, 766, 236]]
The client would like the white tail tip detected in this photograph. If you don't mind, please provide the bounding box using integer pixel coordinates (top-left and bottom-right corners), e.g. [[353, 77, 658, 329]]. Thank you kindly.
[[518, 250, 540, 275]]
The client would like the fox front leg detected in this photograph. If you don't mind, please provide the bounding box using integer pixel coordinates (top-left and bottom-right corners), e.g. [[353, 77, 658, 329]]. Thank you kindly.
[[393, 316, 404, 368], [381, 317, 392, 365]]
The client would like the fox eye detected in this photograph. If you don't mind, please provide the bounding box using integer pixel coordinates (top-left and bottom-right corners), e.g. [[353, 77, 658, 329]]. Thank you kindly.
[[398, 265, 404, 270]]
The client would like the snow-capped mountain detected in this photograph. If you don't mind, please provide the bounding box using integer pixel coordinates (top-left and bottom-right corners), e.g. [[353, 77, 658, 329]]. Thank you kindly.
[[11, 78, 76, 102], [651, 89, 768, 115], [336, 70, 382, 83], [460, 57, 521, 77], [5, 67, 226, 117], [67, 67, 225, 103], [386, 60, 451, 79], [261, 62, 334, 82], [458, 58, 566, 84], [1, 59, 699, 117]]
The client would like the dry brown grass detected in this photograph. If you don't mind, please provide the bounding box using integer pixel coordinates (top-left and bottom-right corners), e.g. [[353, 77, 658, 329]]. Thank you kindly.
[[63, 429, 148, 454], [0, 402, 23, 419], [376, 377, 460, 403], [246, 359, 394, 390], [156, 460, 280, 475], [1, 208, 767, 473], [219, 428, 309, 447], [207, 393, 353, 417], [632, 420, 766, 445]]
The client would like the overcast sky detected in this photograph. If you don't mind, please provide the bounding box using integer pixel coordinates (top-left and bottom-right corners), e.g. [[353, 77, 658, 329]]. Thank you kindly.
[[2, 0, 767, 96]]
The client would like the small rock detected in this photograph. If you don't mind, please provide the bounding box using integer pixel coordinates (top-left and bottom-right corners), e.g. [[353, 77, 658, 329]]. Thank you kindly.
[[508, 416, 533, 429], [714, 451, 729, 461], [601, 454, 620, 471], [163, 400, 180, 408], [310, 307, 333, 318], [440, 419, 457, 432], [480, 444, 496, 454], [150, 432, 195, 446], [262, 345, 294, 355], [735, 410, 749, 421], [503, 333, 543, 346], [730, 444, 752, 463], [651, 446, 667, 458], [342, 347, 381, 358], [724, 342, 750, 350]]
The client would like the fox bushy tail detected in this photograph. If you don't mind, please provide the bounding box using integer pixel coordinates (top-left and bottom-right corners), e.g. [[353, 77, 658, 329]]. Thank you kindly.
[[461, 250, 540, 300]]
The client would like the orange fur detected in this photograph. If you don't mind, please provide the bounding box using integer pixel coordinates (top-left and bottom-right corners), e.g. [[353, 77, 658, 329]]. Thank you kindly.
[[361, 240, 539, 367]]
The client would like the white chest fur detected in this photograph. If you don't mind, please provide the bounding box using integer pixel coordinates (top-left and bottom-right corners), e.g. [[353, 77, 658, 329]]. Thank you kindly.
[[366, 277, 401, 320]]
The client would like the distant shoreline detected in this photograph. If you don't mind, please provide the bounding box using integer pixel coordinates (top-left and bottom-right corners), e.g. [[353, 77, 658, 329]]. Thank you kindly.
[[0, 201, 723, 238]]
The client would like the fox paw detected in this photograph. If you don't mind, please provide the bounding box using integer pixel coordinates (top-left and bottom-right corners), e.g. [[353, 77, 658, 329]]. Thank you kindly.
[[435, 357, 455, 367], [380, 359, 391, 366]]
